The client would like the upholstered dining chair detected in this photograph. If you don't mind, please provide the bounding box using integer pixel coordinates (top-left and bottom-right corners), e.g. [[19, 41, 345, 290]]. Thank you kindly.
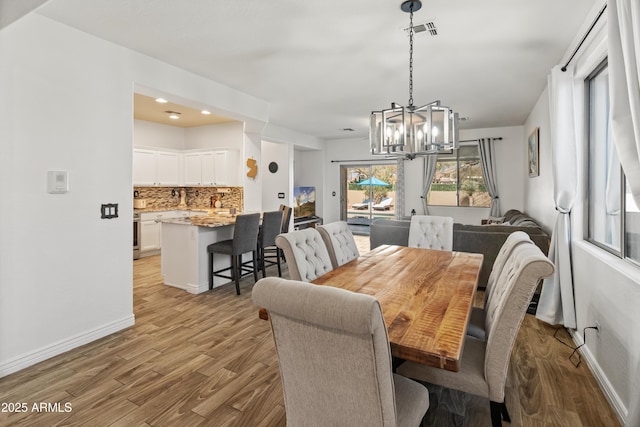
[[275, 228, 333, 282], [407, 215, 454, 250], [397, 243, 554, 427], [257, 210, 284, 278], [207, 212, 260, 295], [253, 277, 430, 427], [467, 231, 535, 341], [317, 221, 360, 269]]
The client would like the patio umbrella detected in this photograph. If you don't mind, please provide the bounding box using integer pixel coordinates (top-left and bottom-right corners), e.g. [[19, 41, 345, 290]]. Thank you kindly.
[[357, 177, 390, 186]]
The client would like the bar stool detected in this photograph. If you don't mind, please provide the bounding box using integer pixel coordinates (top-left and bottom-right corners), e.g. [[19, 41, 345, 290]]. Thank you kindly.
[[279, 204, 292, 233], [257, 210, 284, 277], [207, 213, 260, 295]]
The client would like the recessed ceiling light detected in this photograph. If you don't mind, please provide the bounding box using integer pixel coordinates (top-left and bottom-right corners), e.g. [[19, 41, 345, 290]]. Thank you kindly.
[[169, 114, 180, 120], [155, 98, 168, 103], [201, 110, 211, 115]]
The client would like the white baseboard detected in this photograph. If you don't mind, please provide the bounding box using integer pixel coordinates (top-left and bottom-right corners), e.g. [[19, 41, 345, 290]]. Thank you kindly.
[[569, 329, 627, 425], [0, 314, 135, 378]]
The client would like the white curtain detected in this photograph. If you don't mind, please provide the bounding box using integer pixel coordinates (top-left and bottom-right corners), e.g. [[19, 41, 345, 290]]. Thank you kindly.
[[536, 65, 577, 329], [396, 158, 405, 220], [610, 3, 640, 426], [478, 138, 501, 217], [421, 155, 437, 214], [605, 120, 621, 247], [609, 0, 640, 209]]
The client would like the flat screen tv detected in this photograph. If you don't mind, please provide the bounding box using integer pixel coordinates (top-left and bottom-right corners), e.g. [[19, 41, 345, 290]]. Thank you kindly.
[[293, 186, 316, 219]]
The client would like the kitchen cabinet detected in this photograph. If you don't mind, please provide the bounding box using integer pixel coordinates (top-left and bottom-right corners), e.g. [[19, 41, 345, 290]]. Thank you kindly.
[[156, 151, 180, 185], [140, 211, 171, 254], [140, 219, 161, 252], [183, 153, 204, 186], [133, 148, 180, 186], [182, 150, 238, 186]]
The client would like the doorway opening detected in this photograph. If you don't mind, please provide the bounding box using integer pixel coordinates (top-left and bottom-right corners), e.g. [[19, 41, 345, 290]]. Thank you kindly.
[[340, 164, 397, 234]]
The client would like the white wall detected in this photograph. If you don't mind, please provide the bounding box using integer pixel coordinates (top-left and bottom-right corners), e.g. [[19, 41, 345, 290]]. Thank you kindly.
[[322, 126, 526, 226], [134, 119, 186, 150], [184, 122, 243, 151], [294, 150, 324, 218], [522, 3, 640, 423], [0, 12, 269, 376], [261, 141, 292, 212], [523, 89, 556, 233], [243, 131, 264, 213]]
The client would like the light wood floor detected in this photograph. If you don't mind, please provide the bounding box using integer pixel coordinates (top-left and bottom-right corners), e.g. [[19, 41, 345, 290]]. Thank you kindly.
[[0, 241, 621, 426]]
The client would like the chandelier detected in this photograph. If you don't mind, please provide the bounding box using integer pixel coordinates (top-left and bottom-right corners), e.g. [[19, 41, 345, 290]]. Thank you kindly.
[[370, 0, 459, 159]]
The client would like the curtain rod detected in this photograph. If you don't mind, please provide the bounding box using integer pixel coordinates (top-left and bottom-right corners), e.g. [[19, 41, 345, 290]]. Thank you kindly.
[[330, 159, 398, 163], [561, 3, 607, 72], [330, 138, 503, 163]]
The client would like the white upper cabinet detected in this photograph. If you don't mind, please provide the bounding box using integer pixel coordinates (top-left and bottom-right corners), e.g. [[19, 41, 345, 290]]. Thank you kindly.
[[156, 151, 180, 185], [133, 149, 157, 185], [183, 152, 204, 186], [182, 150, 238, 186], [133, 148, 180, 186]]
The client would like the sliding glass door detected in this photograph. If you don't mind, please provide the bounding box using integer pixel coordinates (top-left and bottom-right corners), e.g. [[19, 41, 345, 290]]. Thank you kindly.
[[341, 164, 397, 229]]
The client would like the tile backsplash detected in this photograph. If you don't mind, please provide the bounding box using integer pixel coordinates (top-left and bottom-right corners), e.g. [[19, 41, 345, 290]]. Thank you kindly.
[[134, 186, 244, 211]]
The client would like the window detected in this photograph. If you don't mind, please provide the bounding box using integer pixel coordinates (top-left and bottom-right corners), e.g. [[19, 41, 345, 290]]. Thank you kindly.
[[427, 144, 491, 207], [587, 61, 640, 264]]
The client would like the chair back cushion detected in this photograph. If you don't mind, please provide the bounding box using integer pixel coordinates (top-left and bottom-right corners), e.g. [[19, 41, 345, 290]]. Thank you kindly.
[[232, 213, 261, 254], [275, 228, 333, 282], [318, 221, 360, 269], [259, 210, 284, 248], [408, 215, 454, 250], [252, 277, 397, 426], [483, 243, 554, 401], [484, 231, 534, 306]]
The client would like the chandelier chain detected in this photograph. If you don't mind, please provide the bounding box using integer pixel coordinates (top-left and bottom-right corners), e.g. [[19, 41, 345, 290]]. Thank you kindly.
[[408, 2, 414, 107]]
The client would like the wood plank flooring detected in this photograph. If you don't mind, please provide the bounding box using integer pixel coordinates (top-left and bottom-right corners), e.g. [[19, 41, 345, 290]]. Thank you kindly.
[[0, 240, 621, 426]]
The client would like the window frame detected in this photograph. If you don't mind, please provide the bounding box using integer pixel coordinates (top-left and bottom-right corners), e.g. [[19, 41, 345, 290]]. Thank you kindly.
[[427, 142, 490, 208], [585, 58, 639, 267]]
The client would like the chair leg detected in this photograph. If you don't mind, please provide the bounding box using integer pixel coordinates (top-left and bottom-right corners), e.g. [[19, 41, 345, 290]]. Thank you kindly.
[[260, 247, 267, 278], [490, 401, 509, 427], [232, 255, 240, 295], [276, 248, 282, 277], [500, 401, 511, 422], [252, 250, 258, 282], [208, 252, 213, 290]]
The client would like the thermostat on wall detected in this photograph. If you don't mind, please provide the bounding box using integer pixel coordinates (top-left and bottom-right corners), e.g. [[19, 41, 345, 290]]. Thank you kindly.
[[47, 170, 69, 194]]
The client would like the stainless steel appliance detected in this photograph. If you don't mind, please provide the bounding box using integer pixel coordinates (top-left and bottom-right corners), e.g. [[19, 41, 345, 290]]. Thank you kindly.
[[133, 212, 141, 260]]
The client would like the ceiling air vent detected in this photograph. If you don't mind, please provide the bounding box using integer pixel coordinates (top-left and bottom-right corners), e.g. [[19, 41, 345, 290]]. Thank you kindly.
[[405, 21, 438, 36]]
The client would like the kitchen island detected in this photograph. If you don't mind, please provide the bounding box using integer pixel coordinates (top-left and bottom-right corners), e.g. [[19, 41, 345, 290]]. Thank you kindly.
[[160, 213, 247, 294]]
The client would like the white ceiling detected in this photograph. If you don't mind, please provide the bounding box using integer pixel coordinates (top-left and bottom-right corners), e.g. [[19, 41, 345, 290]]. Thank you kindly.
[[36, 0, 599, 139]]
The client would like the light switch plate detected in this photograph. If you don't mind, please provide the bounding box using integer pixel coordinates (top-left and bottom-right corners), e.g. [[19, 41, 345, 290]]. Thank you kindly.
[[47, 171, 69, 194]]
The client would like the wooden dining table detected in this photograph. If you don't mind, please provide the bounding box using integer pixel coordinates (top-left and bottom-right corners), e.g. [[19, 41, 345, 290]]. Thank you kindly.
[[312, 244, 483, 372]]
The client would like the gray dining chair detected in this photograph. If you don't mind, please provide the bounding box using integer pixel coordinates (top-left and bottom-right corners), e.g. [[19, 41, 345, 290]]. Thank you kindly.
[[207, 212, 260, 295], [466, 231, 535, 341], [275, 228, 333, 282], [317, 221, 360, 269], [257, 210, 284, 278], [253, 277, 430, 426], [407, 215, 454, 250], [397, 242, 554, 427]]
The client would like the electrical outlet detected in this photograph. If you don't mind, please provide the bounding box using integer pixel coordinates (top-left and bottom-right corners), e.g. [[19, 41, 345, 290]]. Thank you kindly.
[[595, 320, 601, 337]]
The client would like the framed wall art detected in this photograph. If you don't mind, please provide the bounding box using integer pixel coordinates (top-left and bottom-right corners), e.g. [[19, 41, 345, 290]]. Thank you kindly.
[[528, 127, 539, 177]]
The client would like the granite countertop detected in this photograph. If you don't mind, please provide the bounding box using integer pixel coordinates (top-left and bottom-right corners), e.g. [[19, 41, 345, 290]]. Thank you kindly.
[[134, 206, 212, 214], [159, 212, 239, 228]]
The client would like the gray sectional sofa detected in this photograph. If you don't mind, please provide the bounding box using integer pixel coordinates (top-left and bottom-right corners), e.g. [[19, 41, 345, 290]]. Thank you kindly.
[[370, 209, 551, 290]]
